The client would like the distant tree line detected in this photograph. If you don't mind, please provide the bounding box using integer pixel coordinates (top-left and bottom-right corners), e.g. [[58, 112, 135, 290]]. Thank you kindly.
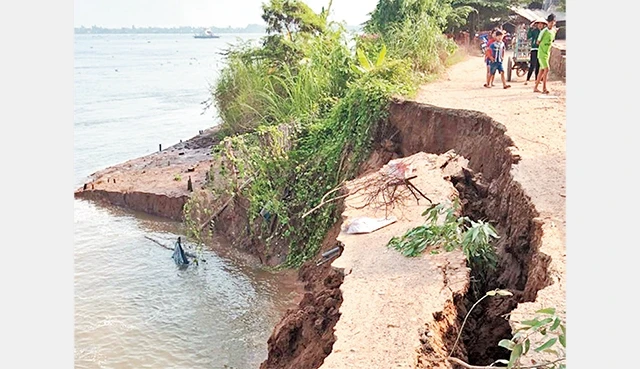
[[74, 24, 268, 34]]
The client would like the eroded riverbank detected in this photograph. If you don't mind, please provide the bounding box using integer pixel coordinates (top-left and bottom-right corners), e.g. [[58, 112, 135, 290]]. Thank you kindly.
[[75, 56, 565, 369]]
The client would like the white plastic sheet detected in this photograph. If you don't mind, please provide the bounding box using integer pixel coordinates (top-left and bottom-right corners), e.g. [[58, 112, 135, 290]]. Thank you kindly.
[[343, 216, 398, 234]]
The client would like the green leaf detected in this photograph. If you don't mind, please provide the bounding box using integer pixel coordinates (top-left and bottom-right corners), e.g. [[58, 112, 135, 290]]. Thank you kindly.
[[486, 290, 496, 296], [498, 339, 515, 351], [356, 48, 372, 70], [519, 319, 539, 327], [559, 334, 566, 348], [550, 317, 561, 331], [533, 317, 554, 329], [487, 224, 499, 238], [507, 343, 522, 369], [523, 339, 530, 355], [534, 337, 558, 352], [536, 307, 556, 315]]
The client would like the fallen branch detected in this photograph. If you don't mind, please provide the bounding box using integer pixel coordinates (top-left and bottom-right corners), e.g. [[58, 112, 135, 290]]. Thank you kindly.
[[300, 181, 349, 219], [198, 177, 253, 231], [301, 193, 350, 219], [447, 356, 566, 369], [144, 236, 196, 258]]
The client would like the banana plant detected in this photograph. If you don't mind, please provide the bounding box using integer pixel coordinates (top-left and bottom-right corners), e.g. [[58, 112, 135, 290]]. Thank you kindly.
[[352, 44, 387, 74]]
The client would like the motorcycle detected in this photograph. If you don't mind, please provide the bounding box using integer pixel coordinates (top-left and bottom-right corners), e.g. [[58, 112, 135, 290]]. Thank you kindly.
[[476, 33, 489, 55]]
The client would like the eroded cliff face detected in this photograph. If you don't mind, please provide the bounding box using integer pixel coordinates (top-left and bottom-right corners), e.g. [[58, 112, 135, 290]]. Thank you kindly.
[[75, 99, 559, 369], [261, 99, 556, 369]]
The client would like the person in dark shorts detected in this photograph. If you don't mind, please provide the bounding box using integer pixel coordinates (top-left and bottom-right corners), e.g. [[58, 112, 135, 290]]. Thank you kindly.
[[483, 28, 499, 87], [525, 18, 546, 85], [485, 30, 511, 89]]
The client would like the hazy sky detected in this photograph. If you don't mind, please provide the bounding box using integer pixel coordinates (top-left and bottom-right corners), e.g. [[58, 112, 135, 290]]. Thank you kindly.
[[74, 0, 380, 28]]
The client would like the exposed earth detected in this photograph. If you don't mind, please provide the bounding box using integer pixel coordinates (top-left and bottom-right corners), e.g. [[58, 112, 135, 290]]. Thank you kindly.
[[74, 50, 566, 369], [415, 53, 566, 367]]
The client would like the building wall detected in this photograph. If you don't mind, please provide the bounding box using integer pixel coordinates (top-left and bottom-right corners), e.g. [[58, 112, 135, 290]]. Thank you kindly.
[[549, 43, 566, 80]]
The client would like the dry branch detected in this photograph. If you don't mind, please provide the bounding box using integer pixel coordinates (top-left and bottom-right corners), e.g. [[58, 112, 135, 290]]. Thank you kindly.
[[198, 177, 253, 231]]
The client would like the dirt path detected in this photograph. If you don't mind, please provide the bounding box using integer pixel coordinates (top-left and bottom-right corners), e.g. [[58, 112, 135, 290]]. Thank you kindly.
[[415, 54, 566, 365], [319, 152, 470, 369]]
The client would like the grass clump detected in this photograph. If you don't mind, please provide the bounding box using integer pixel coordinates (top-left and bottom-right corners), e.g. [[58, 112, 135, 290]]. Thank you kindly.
[[188, 0, 465, 268]]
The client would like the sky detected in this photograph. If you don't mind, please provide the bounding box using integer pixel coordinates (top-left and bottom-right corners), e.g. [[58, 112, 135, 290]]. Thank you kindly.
[[74, 0, 380, 28]]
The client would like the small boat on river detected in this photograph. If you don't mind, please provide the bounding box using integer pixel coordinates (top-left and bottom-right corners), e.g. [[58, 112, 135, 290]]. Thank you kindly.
[[193, 29, 219, 39]]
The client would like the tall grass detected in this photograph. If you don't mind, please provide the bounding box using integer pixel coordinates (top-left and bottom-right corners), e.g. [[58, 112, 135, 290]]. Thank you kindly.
[[197, 0, 460, 267]]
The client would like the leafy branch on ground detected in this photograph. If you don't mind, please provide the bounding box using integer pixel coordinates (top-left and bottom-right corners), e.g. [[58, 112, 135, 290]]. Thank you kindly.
[[387, 200, 499, 273]]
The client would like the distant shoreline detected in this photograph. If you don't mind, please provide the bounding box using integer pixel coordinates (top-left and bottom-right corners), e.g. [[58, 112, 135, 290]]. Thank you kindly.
[[74, 24, 361, 35], [74, 25, 267, 35]]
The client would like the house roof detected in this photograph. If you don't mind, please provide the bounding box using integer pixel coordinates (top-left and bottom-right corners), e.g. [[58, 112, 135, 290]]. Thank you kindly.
[[510, 7, 566, 22]]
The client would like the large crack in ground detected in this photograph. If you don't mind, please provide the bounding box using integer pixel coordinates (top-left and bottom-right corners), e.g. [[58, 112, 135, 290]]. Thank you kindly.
[[261, 99, 557, 369]]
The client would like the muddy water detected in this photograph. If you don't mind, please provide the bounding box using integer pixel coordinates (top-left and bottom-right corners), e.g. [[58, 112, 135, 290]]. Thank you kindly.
[[74, 33, 299, 369]]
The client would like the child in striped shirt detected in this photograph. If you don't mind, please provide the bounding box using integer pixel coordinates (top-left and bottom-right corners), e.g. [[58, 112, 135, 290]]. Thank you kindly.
[[486, 30, 511, 89]]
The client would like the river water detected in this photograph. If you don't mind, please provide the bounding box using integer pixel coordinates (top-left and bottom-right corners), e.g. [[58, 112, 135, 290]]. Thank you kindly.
[[74, 33, 299, 369]]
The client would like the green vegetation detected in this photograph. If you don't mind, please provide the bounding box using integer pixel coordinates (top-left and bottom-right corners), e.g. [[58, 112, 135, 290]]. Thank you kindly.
[[186, 0, 472, 268], [443, 0, 532, 34], [387, 200, 499, 273], [498, 307, 566, 369], [449, 289, 566, 369]]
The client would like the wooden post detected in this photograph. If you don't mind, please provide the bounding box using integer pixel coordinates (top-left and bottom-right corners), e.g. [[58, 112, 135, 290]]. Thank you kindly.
[[83, 183, 87, 190], [187, 176, 193, 192], [159, 144, 162, 151]]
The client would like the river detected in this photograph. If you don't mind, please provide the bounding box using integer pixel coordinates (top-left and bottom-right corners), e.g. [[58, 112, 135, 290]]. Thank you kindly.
[[74, 33, 299, 369]]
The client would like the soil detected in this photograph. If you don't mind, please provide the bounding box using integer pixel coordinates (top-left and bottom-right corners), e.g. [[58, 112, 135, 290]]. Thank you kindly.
[[319, 153, 470, 369], [414, 54, 566, 366], [261, 53, 566, 368], [73, 127, 222, 221], [74, 50, 566, 369]]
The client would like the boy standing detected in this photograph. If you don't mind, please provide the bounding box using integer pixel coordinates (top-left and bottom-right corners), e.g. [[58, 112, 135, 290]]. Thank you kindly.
[[487, 30, 511, 89], [483, 29, 498, 88], [533, 14, 557, 94]]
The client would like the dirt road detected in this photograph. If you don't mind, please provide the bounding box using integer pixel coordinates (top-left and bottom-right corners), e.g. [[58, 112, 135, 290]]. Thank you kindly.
[[416, 54, 566, 366]]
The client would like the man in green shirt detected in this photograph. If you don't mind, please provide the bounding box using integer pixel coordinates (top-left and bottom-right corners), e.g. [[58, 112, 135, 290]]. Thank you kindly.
[[534, 13, 557, 94]]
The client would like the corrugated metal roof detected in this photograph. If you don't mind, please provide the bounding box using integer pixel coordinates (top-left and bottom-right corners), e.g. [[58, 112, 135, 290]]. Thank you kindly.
[[511, 7, 566, 22]]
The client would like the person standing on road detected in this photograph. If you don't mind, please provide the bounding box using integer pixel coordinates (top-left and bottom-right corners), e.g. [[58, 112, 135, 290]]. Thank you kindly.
[[533, 13, 557, 94], [483, 28, 499, 88], [524, 18, 546, 85], [487, 30, 511, 89]]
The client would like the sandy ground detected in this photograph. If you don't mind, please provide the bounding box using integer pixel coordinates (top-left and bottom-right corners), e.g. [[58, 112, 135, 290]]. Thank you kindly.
[[416, 53, 566, 364], [74, 128, 218, 198], [319, 152, 470, 369]]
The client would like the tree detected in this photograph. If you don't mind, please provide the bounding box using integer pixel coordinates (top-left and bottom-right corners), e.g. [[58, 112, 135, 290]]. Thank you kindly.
[[450, 0, 529, 33], [261, 0, 326, 42]]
